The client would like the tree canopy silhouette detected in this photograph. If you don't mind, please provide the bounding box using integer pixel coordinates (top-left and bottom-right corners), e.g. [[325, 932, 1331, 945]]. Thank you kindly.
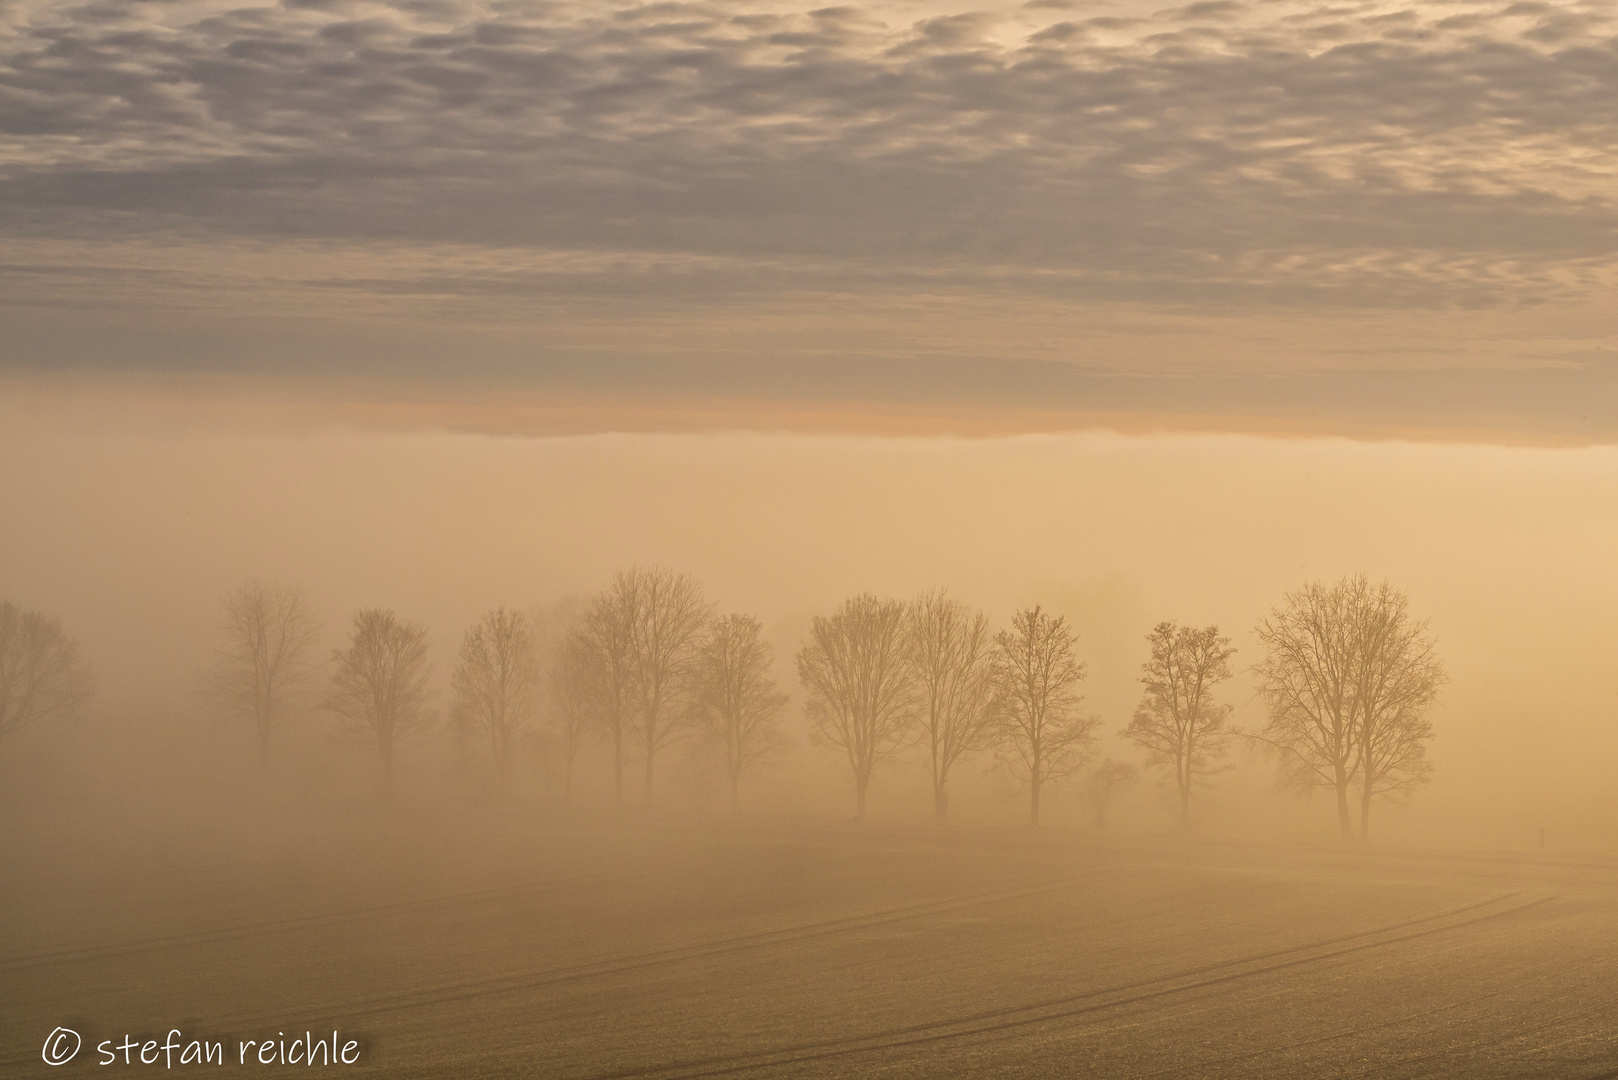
[[907, 590, 998, 824], [692, 612, 789, 813], [452, 606, 540, 795], [1252, 575, 1444, 841], [797, 593, 916, 820], [993, 605, 1099, 827], [327, 608, 434, 796], [210, 580, 319, 770], [622, 566, 711, 802], [1123, 622, 1236, 831], [0, 599, 91, 751]]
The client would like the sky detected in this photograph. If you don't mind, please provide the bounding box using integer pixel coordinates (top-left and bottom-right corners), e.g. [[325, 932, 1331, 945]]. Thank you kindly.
[[3, 1, 1617, 844], [2, 0, 1615, 437]]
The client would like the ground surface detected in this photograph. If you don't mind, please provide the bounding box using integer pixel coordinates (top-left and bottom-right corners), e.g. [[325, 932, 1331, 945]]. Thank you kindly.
[[2, 812, 1615, 1078]]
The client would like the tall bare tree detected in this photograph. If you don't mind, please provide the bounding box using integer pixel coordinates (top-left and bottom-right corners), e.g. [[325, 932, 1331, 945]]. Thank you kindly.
[[692, 613, 790, 812], [1251, 575, 1443, 841], [907, 590, 998, 823], [210, 581, 319, 769], [797, 593, 916, 819], [327, 608, 434, 796], [622, 566, 712, 801], [1084, 757, 1139, 828], [1123, 622, 1236, 830], [1251, 579, 1360, 838], [1346, 581, 1445, 841], [578, 581, 639, 807], [0, 599, 92, 751], [451, 607, 540, 794], [993, 605, 1099, 827]]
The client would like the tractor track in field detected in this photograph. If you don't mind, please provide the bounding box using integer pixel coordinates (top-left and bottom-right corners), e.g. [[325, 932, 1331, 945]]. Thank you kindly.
[[0, 863, 1146, 1073], [204, 865, 1155, 1031], [581, 892, 1556, 1080]]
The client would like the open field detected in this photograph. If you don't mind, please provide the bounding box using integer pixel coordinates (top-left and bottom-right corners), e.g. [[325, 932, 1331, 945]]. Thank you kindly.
[[3, 813, 1615, 1079]]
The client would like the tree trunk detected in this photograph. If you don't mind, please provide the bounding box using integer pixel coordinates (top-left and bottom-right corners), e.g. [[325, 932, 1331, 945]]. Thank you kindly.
[[1335, 773, 1354, 840], [1029, 772, 1042, 828], [1179, 781, 1191, 832], [934, 784, 949, 825], [1360, 786, 1372, 845], [644, 746, 655, 803], [729, 771, 739, 814], [855, 772, 868, 820]]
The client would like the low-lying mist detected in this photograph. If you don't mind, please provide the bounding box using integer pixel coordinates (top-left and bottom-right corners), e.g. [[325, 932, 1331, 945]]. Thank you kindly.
[[3, 393, 1616, 856]]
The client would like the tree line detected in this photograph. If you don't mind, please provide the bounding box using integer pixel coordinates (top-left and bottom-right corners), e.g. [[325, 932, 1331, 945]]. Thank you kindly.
[[0, 573, 1444, 841]]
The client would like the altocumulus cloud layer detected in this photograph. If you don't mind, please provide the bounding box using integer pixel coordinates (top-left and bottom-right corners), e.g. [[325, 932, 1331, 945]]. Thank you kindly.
[[1, 0, 1615, 435]]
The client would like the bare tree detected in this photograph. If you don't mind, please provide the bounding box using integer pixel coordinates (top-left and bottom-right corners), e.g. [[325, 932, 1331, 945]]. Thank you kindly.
[[797, 593, 916, 819], [1084, 758, 1139, 828], [578, 581, 639, 807], [1123, 622, 1236, 831], [1251, 575, 1443, 842], [692, 613, 790, 813], [0, 599, 92, 751], [451, 607, 540, 795], [1347, 582, 1445, 842], [622, 566, 712, 801], [993, 605, 1099, 827], [1251, 579, 1361, 839], [327, 609, 434, 796], [210, 581, 319, 769], [907, 590, 998, 823]]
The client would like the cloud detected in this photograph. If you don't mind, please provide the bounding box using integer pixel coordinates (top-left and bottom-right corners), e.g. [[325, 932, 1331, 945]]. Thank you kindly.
[[0, 0, 1615, 409]]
